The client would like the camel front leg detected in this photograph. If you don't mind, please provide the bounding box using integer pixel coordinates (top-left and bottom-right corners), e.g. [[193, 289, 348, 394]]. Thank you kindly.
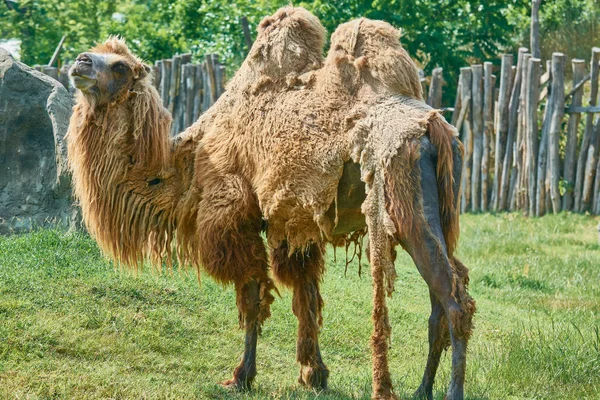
[[222, 279, 260, 390], [271, 241, 329, 390], [195, 174, 276, 391]]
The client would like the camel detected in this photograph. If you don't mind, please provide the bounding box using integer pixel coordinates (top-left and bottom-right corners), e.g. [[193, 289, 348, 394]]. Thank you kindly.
[[66, 7, 475, 400]]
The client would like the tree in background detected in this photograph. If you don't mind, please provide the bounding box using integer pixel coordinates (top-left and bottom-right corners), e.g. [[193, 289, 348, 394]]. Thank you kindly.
[[2, 0, 598, 102]]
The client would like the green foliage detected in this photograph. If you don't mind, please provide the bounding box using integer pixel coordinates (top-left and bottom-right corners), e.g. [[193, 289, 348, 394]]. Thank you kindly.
[[0, 214, 599, 398], [1, 1, 525, 73], [2, 1, 598, 103], [509, 0, 600, 62]]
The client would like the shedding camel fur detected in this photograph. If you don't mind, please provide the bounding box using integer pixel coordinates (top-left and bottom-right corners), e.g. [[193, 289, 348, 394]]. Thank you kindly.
[[66, 6, 475, 399]]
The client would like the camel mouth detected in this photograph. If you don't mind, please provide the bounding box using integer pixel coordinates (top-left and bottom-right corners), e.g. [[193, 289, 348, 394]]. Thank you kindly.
[[70, 75, 97, 91]]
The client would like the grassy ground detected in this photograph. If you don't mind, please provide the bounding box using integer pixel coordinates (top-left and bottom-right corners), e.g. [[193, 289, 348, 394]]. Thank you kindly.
[[0, 213, 599, 399]]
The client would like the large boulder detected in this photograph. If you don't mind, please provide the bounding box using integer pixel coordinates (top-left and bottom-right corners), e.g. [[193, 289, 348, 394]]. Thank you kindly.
[[0, 48, 75, 234]]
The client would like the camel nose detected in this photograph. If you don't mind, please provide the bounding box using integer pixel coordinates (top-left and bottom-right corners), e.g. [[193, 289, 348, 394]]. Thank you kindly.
[[76, 53, 93, 66]]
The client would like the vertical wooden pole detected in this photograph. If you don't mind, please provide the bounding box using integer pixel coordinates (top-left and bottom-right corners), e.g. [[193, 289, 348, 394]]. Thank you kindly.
[[530, 0, 542, 59], [427, 67, 443, 109], [42, 66, 59, 80], [471, 65, 484, 212], [241, 16, 254, 53], [537, 60, 553, 216], [482, 62, 494, 212], [58, 64, 70, 90], [499, 48, 528, 211], [451, 75, 462, 126], [183, 64, 196, 128], [154, 60, 162, 90], [594, 152, 600, 214], [160, 59, 171, 108], [574, 48, 600, 211], [513, 53, 532, 211], [492, 54, 514, 211], [562, 59, 587, 211], [169, 55, 181, 116], [460, 67, 473, 213], [548, 53, 566, 214], [525, 58, 541, 216], [193, 64, 204, 121], [582, 123, 600, 212], [205, 54, 217, 104]]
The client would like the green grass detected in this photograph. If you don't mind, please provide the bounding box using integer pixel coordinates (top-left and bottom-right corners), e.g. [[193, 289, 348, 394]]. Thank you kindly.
[[0, 213, 599, 399]]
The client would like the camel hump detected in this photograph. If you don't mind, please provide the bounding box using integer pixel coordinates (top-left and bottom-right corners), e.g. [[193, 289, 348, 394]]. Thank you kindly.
[[328, 19, 423, 100], [248, 6, 326, 78]]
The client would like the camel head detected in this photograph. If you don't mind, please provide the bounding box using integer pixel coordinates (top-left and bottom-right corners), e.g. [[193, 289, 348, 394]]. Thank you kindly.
[[69, 36, 152, 105]]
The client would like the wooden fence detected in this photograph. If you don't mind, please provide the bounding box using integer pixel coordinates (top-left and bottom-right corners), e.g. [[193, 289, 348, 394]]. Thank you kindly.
[[424, 47, 600, 216], [38, 46, 600, 216], [36, 53, 226, 136]]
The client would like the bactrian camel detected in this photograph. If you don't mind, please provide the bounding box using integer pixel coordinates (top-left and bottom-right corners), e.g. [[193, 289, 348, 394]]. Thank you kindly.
[[66, 7, 475, 400]]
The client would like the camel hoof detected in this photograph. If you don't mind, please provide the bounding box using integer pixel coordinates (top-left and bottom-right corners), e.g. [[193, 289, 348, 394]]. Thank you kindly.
[[219, 377, 252, 392], [371, 393, 398, 400], [413, 385, 433, 400], [298, 365, 329, 390]]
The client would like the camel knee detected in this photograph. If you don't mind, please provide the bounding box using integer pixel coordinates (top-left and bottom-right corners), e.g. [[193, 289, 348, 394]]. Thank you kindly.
[[443, 268, 475, 340]]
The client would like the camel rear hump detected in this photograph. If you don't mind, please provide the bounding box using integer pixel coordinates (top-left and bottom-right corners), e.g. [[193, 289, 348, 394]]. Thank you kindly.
[[328, 18, 423, 99]]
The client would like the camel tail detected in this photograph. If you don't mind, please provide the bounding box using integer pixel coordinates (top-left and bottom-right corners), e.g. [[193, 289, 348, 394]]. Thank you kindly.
[[427, 111, 463, 257]]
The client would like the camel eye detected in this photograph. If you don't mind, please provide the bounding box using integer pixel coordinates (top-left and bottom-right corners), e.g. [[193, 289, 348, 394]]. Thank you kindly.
[[112, 62, 129, 74]]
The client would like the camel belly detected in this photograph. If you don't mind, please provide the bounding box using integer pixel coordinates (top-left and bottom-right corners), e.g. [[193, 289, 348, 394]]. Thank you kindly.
[[326, 161, 367, 237]]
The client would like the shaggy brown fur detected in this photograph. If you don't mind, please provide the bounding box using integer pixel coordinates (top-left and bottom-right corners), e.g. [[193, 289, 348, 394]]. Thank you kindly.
[[66, 8, 474, 400]]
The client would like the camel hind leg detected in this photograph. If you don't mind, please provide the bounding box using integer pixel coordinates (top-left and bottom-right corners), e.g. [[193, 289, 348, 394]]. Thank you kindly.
[[402, 137, 475, 400], [271, 241, 329, 390]]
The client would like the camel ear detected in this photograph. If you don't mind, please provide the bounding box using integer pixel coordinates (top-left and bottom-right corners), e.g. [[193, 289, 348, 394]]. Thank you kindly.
[[138, 63, 152, 79]]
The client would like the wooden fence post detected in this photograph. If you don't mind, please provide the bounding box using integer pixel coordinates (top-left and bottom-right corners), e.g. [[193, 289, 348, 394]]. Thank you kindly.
[[205, 54, 217, 103], [574, 47, 600, 211], [427, 67, 443, 109], [562, 59, 586, 211], [241, 16, 254, 53], [548, 53, 566, 214], [193, 64, 204, 121], [492, 54, 513, 210], [183, 64, 196, 128], [460, 67, 473, 213], [160, 59, 172, 108], [482, 62, 494, 212], [513, 53, 532, 211], [42, 66, 58, 80], [499, 48, 528, 211], [58, 64, 70, 90], [537, 60, 553, 216], [525, 58, 541, 216], [471, 65, 484, 212], [154, 60, 162, 91], [451, 75, 462, 126]]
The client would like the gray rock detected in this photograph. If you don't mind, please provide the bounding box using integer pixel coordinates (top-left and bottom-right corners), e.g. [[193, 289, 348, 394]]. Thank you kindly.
[[0, 48, 76, 234]]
